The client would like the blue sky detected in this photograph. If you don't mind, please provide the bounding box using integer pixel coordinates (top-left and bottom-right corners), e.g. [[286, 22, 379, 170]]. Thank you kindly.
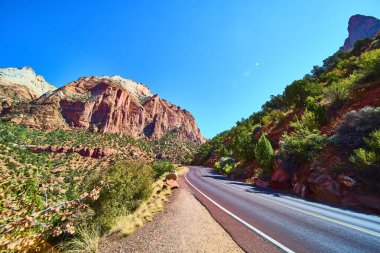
[[1, 1, 380, 138]]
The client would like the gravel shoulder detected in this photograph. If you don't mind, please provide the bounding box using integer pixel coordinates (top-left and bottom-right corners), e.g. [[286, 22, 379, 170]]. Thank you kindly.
[[99, 177, 244, 253]]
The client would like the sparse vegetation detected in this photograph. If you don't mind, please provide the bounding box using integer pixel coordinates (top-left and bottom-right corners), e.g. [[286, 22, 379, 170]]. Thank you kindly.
[[0, 121, 183, 251]]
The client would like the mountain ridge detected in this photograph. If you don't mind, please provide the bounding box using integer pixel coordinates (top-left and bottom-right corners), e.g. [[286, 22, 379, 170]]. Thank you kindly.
[[1, 68, 205, 144]]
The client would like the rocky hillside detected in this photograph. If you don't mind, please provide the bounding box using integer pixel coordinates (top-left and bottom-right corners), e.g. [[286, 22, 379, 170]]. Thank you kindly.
[[341, 14, 380, 51], [1, 70, 204, 144], [195, 15, 380, 213]]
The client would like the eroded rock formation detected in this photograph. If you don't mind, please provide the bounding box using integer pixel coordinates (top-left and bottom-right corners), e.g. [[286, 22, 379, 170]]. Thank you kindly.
[[8, 74, 205, 144]]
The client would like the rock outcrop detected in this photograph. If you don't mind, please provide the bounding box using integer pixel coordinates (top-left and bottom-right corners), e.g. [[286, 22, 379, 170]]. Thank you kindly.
[[27, 145, 117, 158], [8, 74, 205, 144], [341, 14, 380, 51]]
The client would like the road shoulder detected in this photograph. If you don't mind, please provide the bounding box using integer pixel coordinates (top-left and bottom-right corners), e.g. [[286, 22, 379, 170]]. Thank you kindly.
[[99, 177, 243, 253]]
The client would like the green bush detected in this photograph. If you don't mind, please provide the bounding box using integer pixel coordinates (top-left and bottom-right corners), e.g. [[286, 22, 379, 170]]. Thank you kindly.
[[280, 122, 327, 163], [350, 130, 380, 166], [356, 48, 380, 82], [254, 134, 274, 174], [323, 79, 353, 103], [214, 157, 236, 175], [222, 163, 236, 175], [152, 161, 176, 180], [306, 97, 328, 126], [349, 130, 380, 192], [90, 161, 153, 232]]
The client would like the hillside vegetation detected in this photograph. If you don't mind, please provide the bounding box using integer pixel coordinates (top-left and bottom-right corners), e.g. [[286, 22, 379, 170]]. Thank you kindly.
[[195, 33, 380, 211], [0, 121, 194, 251]]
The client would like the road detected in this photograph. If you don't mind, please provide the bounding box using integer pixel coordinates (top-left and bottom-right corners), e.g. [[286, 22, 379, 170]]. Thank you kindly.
[[185, 166, 380, 253]]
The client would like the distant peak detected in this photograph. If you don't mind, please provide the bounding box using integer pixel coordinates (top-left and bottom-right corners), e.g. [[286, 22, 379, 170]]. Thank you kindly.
[[0, 67, 56, 96], [341, 14, 380, 51]]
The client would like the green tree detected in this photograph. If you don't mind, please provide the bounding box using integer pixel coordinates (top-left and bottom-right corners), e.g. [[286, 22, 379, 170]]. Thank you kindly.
[[231, 129, 256, 160], [283, 80, 322, 108], [254, 134, 274, 175]]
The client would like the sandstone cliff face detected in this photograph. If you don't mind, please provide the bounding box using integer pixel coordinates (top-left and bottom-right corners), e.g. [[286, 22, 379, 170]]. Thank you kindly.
[[341, 14, 380, 51], [12, 75, 205, 144]]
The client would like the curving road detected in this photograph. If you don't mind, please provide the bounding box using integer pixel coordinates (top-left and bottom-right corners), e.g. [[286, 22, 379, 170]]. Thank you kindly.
[[185, 166, 380, 253]]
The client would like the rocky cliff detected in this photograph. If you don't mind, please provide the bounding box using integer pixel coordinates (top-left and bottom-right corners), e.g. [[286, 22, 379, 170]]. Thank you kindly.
[[341, 14, 380, 51], [7, 73, 205, 144]]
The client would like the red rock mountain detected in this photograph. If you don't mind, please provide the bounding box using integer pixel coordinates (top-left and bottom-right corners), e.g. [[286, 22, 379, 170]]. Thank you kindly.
[[341, 14, 380, 51], [5, 71, 205, 144]]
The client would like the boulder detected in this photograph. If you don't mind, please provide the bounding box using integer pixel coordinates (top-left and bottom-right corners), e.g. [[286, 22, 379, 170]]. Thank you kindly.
[[307, 168, 341, 202], [270, 155, 296, 189], [337, 174, 356, 188], [165, 172, 178, 181], [164, 179, 179, 190]]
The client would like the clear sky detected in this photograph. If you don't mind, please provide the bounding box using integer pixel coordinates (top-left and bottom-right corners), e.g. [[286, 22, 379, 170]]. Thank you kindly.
[[1, 1, 379, 138]]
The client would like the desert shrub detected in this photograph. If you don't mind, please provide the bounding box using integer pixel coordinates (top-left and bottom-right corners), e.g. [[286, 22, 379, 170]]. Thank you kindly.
[[280, 122, 327, 163], [306, 97, 328, 126], [214, 157, 236, 175], [300, 110, 319, 130], [222, 163, 236, 175], [260, 114, 271, 125], [151, 161, 176, 180], [218, 157, 235, 168], [356, 48, 380, 82], [90, 161, 153, 232], [331, 107, 380, 153], [323, 79, 353, 103], [254, 134, 274, 174], [349, 130, 380, 192]]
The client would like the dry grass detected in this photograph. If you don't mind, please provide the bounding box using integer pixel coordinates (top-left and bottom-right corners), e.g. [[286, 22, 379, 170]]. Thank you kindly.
[[60, 225, 100, 253], [110, 178, 173, 237]]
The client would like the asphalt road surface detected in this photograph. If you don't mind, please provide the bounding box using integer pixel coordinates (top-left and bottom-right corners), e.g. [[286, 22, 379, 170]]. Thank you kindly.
[[185, 166, 380, 253]]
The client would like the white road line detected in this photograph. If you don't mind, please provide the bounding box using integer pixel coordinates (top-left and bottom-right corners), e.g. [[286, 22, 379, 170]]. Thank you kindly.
[[201, 168, 380, 238], [185, 171, 295, 253]]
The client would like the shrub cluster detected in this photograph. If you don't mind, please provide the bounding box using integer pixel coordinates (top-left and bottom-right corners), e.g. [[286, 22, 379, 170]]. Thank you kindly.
[[280, 120, 327, 163], [331, 107, 380, 153], [89, 161, 153, 233]]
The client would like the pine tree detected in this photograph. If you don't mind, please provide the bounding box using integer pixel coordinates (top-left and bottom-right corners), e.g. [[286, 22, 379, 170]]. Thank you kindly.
[[254, 134, 274, 175]]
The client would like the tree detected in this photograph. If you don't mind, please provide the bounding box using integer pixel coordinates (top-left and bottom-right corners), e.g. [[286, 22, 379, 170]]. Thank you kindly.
[[231, 129, 256, 160], [254, 134, 274, 175], [283, 80, 322, 108]]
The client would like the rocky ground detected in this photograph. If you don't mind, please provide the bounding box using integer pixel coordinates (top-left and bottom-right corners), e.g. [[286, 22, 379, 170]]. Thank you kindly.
[[99, 178, 243, 253]]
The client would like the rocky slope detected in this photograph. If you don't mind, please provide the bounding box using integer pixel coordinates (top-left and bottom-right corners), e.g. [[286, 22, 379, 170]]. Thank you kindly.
[[341, 14, 380, 51], [3, 72, 204, 144]]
